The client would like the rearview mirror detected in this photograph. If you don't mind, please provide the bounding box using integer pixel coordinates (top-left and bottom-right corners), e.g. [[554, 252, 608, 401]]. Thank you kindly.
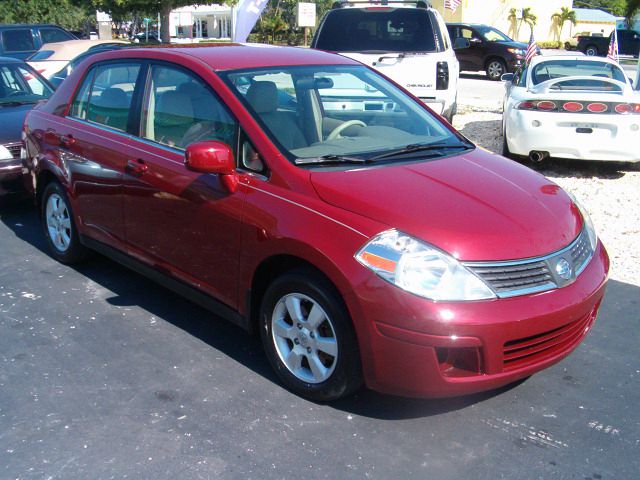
[[501, 73, 514, 82], [453, 38, 470, 50], [185, 141, 238, 192]]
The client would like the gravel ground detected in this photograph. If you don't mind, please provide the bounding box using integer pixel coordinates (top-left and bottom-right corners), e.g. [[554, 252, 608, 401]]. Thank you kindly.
[[453, 105, 640, 287]]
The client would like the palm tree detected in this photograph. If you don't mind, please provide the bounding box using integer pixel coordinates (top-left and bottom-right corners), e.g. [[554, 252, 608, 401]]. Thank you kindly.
[[508, 7, 537, 40], [551, 7, 577, 41], [627, 0, 639, 89]]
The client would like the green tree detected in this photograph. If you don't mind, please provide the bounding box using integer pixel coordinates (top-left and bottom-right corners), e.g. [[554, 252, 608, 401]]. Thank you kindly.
[[508, 7, 536, 39], [573, 0, 626, 17], [551, 7, 577, 40], [626, 0, 640, 22], [0, 0, 93, 31]]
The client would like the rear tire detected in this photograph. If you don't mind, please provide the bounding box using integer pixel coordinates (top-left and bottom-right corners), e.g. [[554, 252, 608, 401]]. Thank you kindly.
[[585, 45, 599, 56], [486, 59, 506, 81], [259, 269, 363, 401], [41, 181, 87, 264]]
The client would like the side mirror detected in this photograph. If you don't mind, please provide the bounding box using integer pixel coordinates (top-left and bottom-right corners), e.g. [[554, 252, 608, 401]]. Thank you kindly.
[[501, 73, 514, 82], [453, 38, 470, 50], [185, 141, 238, 193]]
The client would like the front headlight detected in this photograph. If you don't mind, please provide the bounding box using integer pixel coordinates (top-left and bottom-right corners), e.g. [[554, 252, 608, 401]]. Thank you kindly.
[[568, 192, 598, 251], [0, 145, 13, 161], [355, 230, 496, 301], [507, 48, 525, 56]]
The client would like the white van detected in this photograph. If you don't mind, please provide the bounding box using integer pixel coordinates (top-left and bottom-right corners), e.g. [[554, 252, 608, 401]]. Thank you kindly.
[[312, 0, 461, 121]]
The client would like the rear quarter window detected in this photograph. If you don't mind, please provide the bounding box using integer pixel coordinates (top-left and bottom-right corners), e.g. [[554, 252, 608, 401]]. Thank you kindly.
[[2, 29, 35, 52], [315, 9, 436, 53]]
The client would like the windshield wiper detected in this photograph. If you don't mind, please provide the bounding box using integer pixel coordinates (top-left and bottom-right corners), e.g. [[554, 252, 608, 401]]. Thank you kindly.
[[295, 154, 369, 166], [369, 143, 471, 161]]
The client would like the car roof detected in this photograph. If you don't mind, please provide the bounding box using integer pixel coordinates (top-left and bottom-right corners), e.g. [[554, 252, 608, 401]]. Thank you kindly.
[[0, 24, 66, 28], [92, 44, 359, 71], [35, 39, 129, 61]]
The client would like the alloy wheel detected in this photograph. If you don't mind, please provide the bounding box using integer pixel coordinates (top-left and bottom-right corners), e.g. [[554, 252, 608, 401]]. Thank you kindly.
[[45, 193, 72, 252], [487, 60, 505, 80], [271, 293, 338, 384]]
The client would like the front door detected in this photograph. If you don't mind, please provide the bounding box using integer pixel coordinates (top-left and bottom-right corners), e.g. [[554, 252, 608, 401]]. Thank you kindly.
[[122, 63, 245, 309]]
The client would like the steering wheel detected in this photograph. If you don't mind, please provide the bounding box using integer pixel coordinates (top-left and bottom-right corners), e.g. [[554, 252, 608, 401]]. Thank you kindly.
[[326, 120, 367, 141]]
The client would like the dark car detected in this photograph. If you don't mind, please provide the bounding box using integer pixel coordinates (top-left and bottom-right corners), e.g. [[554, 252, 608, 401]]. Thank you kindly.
[[0, 57, 53, 195], [0, 24, 76, 60], [577, 29, 640, 57], [447, 23, 528, 80]]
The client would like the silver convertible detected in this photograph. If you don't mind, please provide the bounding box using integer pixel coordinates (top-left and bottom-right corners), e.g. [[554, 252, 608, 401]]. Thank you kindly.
[[501, 55, 639, 164]]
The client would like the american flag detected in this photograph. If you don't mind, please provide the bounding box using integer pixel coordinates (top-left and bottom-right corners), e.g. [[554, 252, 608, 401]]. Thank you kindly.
[[607, 29, 618, 62], [525, 31, 539, 64], [444, 0, 462, 13]]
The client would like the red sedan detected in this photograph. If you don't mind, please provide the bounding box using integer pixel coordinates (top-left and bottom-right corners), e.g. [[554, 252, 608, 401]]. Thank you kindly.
[[22, 45, 609, 401]]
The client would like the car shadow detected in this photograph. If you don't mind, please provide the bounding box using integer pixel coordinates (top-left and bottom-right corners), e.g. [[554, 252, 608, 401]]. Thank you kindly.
[[0, 200, 629, 421], [460, 72, 490, 80]]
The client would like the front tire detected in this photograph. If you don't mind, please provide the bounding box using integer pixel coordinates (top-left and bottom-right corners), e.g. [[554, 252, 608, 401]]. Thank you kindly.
[[41, 181, 87, 264], [259, 269, 363, 401], [486, 59, 506, 81]]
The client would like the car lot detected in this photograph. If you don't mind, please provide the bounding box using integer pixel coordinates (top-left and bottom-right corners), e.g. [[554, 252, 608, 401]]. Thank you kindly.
[[1, 55, 639, 479]]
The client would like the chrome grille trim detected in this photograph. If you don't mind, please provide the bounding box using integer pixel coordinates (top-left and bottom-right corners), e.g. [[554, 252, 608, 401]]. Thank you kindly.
[[464, 228, 594, 298]]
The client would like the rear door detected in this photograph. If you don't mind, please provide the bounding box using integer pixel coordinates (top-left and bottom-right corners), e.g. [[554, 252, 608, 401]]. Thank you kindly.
[[60, 61, 143, 249], [121, 62, 246, 308]]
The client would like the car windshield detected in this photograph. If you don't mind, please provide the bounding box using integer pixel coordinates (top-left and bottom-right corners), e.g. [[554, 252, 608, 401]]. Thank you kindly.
[[222, 65, 468, 164], [0, 63, 53, 104], [314, 9, 436, 53], [477, 26, 512, 42], [531, 60, 627, 89]]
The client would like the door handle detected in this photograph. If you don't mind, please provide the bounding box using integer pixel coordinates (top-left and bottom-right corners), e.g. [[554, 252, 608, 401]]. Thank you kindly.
[[126, 159, 148, 176], [60, 134, 75, 147]]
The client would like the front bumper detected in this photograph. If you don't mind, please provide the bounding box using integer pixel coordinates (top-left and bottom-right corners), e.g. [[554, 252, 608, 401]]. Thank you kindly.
[[506, 110, 640, 162], [0, 158, 23, 194], [346, 241, 609, 398]]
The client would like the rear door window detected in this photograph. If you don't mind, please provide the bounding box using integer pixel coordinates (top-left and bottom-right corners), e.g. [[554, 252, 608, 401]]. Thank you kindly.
[[70, 63, 141, 132], [315, 9, 436, 53], [2, 29, 35, 53], [40, 28, 74, 44]]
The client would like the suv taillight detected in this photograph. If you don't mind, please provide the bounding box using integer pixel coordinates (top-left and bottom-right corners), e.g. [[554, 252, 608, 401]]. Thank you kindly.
[[436, 61, 449, 90]]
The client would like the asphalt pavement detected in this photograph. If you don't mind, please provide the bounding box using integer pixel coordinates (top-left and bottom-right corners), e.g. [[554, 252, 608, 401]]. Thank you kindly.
[[0, 196, 638, 479]]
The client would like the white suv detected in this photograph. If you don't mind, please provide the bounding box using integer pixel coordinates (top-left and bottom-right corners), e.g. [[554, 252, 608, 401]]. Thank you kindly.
[[312, 0, 460, 121]]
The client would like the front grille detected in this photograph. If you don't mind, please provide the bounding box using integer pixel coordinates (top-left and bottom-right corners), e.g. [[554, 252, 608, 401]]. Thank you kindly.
[[466, 261, 554, 294], [3, 143, 21, 159], [465, 228, 594, 298], [502, 306, 597, 371]]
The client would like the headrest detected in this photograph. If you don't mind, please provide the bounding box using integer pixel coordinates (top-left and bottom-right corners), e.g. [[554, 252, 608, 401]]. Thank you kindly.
[[97, 87, 128, 108], [156, 91, 194, 125], [246, 81, 278, 114]]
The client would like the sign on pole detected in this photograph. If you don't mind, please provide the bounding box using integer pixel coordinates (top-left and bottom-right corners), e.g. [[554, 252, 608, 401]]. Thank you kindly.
[[296, 3, 316, 28]]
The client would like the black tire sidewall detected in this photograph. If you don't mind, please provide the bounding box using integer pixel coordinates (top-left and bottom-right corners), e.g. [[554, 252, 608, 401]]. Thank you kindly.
[[41, 182, 86, 264], [487, 59, 506, 80], [259, 270, 362, 402]]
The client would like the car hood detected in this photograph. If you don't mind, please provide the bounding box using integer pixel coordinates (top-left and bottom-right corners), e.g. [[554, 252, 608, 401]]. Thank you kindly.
[[0, 104, 32, 145], [309, 149, 582, 261], [498, 40, 528, 50]]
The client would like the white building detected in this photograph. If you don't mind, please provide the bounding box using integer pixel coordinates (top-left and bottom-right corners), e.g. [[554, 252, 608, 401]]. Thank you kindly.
[[169, 4, 233, 42]]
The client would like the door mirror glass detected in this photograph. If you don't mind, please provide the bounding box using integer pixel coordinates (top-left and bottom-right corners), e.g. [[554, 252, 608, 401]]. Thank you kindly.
[[501, 73, 514, 83], [453, 38, 470, 50], [185, 141, 235, 174]]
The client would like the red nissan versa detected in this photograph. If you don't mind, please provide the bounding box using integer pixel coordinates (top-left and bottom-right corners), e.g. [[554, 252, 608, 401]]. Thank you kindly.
[[22, 45, 609, 401]]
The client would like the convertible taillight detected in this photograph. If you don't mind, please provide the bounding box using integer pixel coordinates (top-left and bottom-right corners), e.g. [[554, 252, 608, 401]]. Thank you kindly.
[[516, 100, 640, 114]]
